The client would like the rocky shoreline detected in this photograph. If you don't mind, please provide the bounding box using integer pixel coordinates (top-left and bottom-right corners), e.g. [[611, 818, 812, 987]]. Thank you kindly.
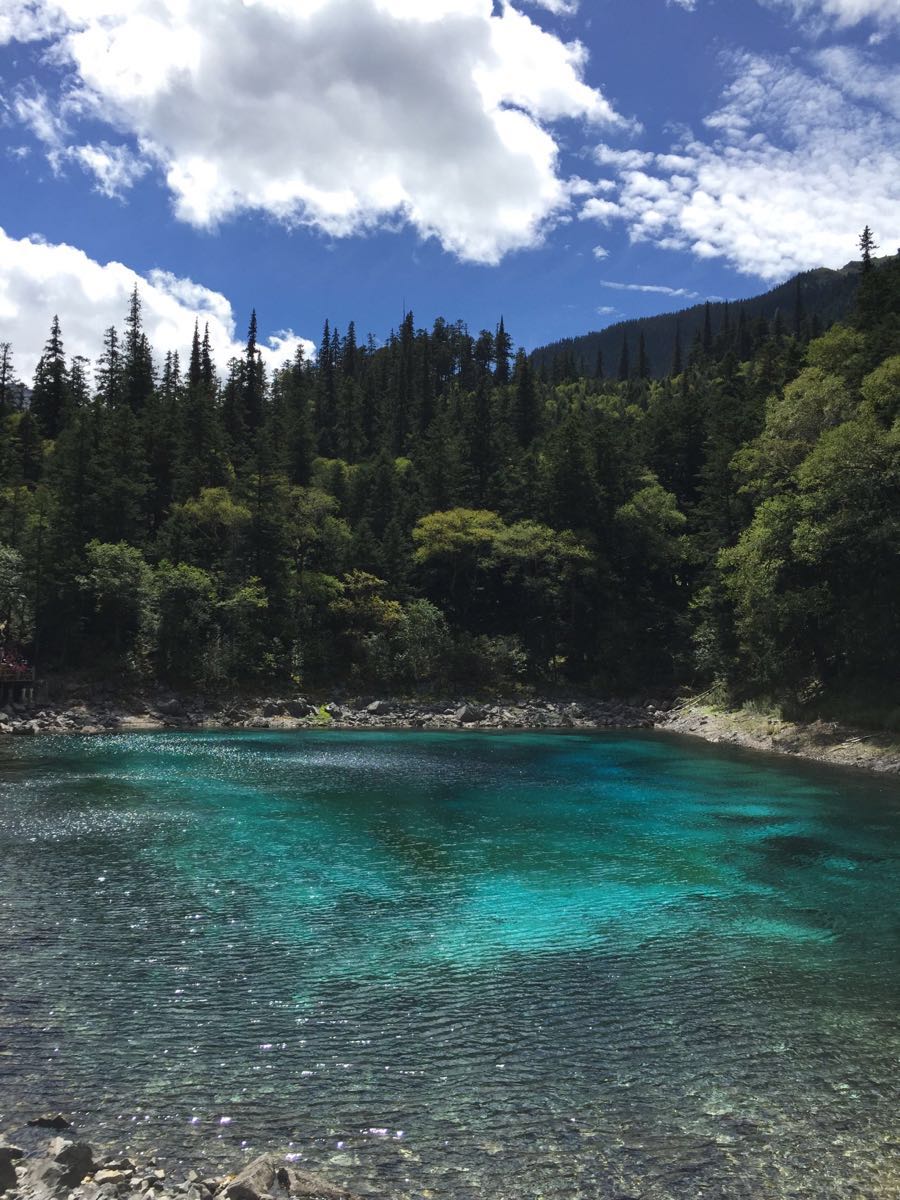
[[1, 683, 898, 776], [0, 687, 667, 737], [1, 1118, 358, 1200], [662, 701, 900, 776]]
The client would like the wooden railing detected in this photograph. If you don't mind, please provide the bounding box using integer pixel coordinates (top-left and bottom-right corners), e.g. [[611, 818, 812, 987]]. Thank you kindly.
[[0, 667, 35, 683]]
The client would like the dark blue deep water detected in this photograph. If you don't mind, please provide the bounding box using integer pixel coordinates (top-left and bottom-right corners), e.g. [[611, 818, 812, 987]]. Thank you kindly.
[[1, 730, 899, 1199]]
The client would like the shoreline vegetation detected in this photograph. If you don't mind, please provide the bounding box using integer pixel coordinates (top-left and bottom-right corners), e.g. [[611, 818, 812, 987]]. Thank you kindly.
[[1, 249, 897, 747], [2, 681, 898, 776]]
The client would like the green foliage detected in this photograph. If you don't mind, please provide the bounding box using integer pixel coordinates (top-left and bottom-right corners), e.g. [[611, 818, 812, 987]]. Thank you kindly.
[[2, 259, 896, 715], [0, 542, 31, 642], [77, 540, 154, 661], [155, 560, 217, 680]]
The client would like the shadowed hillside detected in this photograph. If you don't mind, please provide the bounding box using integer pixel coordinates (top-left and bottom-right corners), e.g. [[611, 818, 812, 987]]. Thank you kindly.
[[531, 258, 892, 381]]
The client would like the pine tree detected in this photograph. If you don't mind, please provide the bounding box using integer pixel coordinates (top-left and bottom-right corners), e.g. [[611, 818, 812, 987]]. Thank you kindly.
[[96, 326, 124, 409], [637, 331, 649, 380], [793, 278, 806, 340], [512, 349, 540, 447], [123, 286, 155, 412], [617, 334, 630, 382], [0, 343, 18, 419], [316, 319, 337, 456], [671, 321, 683, 377], [859, 225, 878, 271], [30, 316, 70, 438], [737, 306, 752, 359], [284, 345, 315, 485], [702, 301, 713, 354], [494, 317, 511, 385], [242, 309, 266, 435]]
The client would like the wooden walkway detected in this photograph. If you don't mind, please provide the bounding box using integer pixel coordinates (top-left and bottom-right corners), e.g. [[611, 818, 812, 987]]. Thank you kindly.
[[0, 667, 35, 704]]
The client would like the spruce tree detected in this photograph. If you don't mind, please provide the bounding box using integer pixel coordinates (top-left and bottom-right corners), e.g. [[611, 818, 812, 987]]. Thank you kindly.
[[859, 225, 878, 271], [671, 322, 683, 377], [637, 331, 649, 380], [30, 316, 70, 438], [702, 301, 713, 354], [494, 317, 511, 385], [123, 286, 155, 412]]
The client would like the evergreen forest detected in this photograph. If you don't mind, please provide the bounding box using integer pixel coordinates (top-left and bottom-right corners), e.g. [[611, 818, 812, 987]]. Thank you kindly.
[[1, 241, 898, 722]]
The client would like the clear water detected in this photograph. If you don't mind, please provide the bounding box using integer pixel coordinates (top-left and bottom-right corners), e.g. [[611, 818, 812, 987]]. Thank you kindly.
[[1, 730, 899, 1200]]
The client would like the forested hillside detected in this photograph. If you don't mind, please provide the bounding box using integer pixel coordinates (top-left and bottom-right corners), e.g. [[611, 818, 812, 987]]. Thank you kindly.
[[0, 246, 897, 719], [532, 259, 873, 382]]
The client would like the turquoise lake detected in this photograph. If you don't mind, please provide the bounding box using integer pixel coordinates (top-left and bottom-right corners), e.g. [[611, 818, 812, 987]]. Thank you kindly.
[[1, 730, 899, 1199]]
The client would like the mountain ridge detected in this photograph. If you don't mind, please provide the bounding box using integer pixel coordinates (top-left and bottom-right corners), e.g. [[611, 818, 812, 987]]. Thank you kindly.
[[530, 257, 882, 379]]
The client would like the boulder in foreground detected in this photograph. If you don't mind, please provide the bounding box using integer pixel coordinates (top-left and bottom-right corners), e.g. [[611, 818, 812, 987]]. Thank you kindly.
[[218, 1153, 361, 1200]]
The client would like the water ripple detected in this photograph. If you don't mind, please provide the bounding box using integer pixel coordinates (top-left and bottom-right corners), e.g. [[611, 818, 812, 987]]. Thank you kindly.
[[1, 730, 899, 1199]]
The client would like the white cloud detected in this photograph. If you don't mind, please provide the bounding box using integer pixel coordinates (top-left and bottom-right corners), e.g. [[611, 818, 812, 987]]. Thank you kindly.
[[1, 0, 624, 265], [520, 0, 579, 14], [68, 142, 150, 197], [761, 0, 900, 32], [596, 305, 621, 316], [0, 1, 67, 43], [814, 45, 900, 117], [594, 143, 655, 170], [0, 226, 313, 381], [590, 51, 900, 279], [600, 279, 700, 297], [12, 87, 67, 150], [579, 197, 623, 223], [592, 244, 609, 258]]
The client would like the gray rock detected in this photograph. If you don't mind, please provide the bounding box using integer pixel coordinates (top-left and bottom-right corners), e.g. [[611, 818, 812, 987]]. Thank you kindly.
[[216, 1154, 358, 1200], [17, 1158, 65, 1199], [455, 704, 484, 724], [366, 700, 394, 715], [92, 1170, 132, 1187], [28, 1116, 72, 1132], [47, 1140, 94, 1188], [157, 698, 184, 716], [0, 1145, 24, 1194], [284, 700, 315, 719]]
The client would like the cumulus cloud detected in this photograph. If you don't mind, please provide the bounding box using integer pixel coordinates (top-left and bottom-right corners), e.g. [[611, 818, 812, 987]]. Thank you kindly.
[[585, 51, 900, 279], [1, 0, 624, 265], [579, 197, 623, 223], [0, 226, 313, 381]]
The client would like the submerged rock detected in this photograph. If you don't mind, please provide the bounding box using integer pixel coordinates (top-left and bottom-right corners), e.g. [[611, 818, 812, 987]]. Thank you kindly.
[[26, 1117, 71, 1133]]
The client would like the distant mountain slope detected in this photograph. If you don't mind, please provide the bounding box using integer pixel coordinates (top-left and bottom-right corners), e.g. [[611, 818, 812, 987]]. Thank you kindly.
[[531, 258, 877, 380]]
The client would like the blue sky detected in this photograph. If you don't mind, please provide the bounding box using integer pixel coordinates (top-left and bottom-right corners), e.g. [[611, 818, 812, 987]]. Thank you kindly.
[[0, 0, 897, 377]]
